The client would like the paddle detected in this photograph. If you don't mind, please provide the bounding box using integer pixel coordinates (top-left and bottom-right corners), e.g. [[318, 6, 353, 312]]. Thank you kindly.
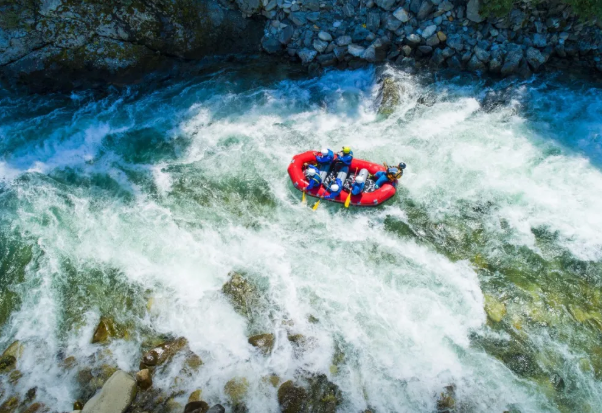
[[312, 199, 321, 211], [344, 167, 359, 208], [302, 190, 306, 204]]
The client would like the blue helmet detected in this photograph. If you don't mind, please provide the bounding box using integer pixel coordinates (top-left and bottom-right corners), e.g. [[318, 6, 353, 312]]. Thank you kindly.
[[399, 162, 406, 169]]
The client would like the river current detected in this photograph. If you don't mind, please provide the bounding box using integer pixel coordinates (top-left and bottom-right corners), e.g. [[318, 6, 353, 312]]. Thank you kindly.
[[1, 60, 601, 412]]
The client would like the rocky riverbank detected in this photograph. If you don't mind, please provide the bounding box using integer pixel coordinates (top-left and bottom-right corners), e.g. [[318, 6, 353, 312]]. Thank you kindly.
[[1, 0, 601, 92]]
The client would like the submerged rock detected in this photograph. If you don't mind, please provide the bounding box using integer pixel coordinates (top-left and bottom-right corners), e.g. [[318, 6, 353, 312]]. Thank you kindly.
[[225, 378, 249, 404], [0, 355, 16, 374], [135, 369, 152, 390], [248, 333, 275, 355], [140, 337, 189, 369], [184, 401, 209, 413], [188, 389, 203, 403], [92, 317, 118, 344], [436, 385, 456, 412], [222, 272, 261, 319], [377, 76, 402, 116], [278, 381, 307, 413], [306, 374, 342, 413], [2, 341, 24, 360], [485, 294, 506, 322], [81, 370, 137, 413], [207, 405, 226, 413]]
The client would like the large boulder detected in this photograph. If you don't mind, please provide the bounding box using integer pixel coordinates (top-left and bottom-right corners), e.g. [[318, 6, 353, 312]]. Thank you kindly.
[[526, 47, 546, 70], [140, 337, 189, 370], [377, 76, 402, 116], [222, 272, 262, 318], [466, 0, 484, 23], [278, 381, 307, 413], [81, 371, 137, 413], [501, 49, 523, 76], [248, 333, 275, 355]]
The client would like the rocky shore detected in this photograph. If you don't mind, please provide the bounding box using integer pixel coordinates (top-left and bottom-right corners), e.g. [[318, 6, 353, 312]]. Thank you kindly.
[[1, 0, 601, 92]]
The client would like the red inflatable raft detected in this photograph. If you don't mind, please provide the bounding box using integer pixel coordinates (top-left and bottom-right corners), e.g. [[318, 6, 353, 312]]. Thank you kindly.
[[288, 150, 397, 207]]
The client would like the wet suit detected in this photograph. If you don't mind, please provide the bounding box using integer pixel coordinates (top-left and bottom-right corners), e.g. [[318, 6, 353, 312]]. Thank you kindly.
[[324, 178, 343, 200]]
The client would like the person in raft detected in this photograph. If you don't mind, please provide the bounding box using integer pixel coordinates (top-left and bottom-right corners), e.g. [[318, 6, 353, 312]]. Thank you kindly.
[[337, 146, 354, 172], [324, 178, 343, 200], [374, 162, 406, 189], [316, 147, 335, 164], [304, 164, 322, 191], [351, 174, 366, 195]]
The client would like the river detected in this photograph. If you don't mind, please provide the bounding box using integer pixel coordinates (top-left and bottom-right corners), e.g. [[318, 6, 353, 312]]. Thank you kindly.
[[0, 60, 601, 412]]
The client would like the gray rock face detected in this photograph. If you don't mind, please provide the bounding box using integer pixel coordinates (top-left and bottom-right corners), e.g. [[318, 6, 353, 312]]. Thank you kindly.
[[82, 371, 136, 413], [466, 0, 484, 23], [526, 47, 546, 70], [501, 49, 523, 76]]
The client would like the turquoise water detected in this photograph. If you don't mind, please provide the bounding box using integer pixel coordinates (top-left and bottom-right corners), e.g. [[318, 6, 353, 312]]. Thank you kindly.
[[1, 60, 602, 412]]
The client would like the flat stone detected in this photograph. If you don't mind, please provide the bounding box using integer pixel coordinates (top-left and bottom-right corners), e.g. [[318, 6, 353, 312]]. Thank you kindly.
[[81, 371, 136, 413], [348, 44, 366, 57], [376, 0, 396, 11], [393, 7, 410, 22], [466, 0, 484, 23], [426, 34, 440, 46], [298, 48, 318, 63], [421, 25, 437, 39], [386, 15, 402, 31], [405, 33, 421, 46], [313, 38, 329, 52], [418, 45, 433, 54], [318, 31, 332, 41], [417, 0, 434, 19], [336, 35, 352, 46]]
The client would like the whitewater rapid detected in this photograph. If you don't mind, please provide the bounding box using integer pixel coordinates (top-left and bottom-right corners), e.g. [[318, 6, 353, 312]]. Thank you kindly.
[[0, 62, 601, 412]]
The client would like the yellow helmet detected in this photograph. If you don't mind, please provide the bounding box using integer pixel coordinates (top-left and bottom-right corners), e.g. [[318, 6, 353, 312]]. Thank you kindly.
[[342, 146, 351, 154]]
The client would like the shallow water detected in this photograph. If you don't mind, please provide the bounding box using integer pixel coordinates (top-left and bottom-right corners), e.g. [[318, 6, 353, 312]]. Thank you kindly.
[[1, 59, 601, 412]]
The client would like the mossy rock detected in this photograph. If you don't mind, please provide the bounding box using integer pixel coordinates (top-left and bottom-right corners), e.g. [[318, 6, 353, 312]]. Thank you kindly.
[[183, 401, 209, 413], [8, 369, 22, 384], [0, 355, 16, 374], [306, 374, 342, 413], [188, 389, 202, 403], [22, 403, 43, 413], [0, 397, 19, 413], [377, 76, 402, 116], [278, 381, 307, 413], [248, 333, 274, 355], [2, 341, 24, 360], [484, 294, 506, 323], [436, 385, 456, 412], [92, 317, 118, 344], [140, 337, 189, 369], [185, 351, 203, 370], [225, 378, 249, 404], [222, 272, 261, 318]]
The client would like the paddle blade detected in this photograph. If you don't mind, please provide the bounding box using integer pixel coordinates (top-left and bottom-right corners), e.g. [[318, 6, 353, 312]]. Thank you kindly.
[[344, 192, 351, 208], [302, 191, 306, 204], [312, 200, 321, 210]]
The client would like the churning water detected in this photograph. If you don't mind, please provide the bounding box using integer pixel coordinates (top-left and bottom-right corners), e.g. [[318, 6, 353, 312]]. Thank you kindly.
[[1, 59, 602, 412]]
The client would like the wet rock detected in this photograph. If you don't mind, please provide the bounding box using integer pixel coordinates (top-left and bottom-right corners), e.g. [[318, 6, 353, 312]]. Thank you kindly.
[[447, 55, 462, 69], [222, 272, 261, 318], [417, 0, 435, 20], [501, 49, 523, 76], [466, 0, 484, 23], [437, 385, 456, 412], [0, 397, 19, 413], [467, 54, 486, 70], [298, 49, 318, 64], [188, 389, 203, 403], [263, 36, 283, 53], [184, 401, 209, 413], [393, 8, 410, 23], [278, 381, 307, 413], [348, 44, 366, 57], [526, 47, 546, 70], [317, 53, 337, 67], [426, 35, 440, 47], [336, 36, 352, 46], [140, 337, 189, 370], [81, 370, 137, 413], [405, 34, 422, 47], [474, 46, 490, 62], [135, 369, 152, 390], [92, 317, 118, 344], [376, 0, 396, 11], [2, 341, 24, 360], [22, 403, 43, 413], [422, 25, 437, 39], [418, 45, 433, 54], [318, 31, 333, 42], [431, 48, 447, 65], [74, 401, 84, 410], [248, 333, 275, 355], [447, 35, 463, 52], [225, 378, 249, 403], [313, 39, 329, 53], [185, 351, 204, 370], [9, 370, 22, 384], [306, 374, 342, 413], [386, 15, 403, 31], [437, 31, 447, 42], [207, 406, 226, 413], [484, 294, 506, 322], [0, 355, 16, 374]]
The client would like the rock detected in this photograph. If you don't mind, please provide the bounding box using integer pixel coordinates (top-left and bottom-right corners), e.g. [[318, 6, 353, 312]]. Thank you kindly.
[[526, 47, 546, 70], [92, 318, 117, 344], [348, 44, 366, 57], [431, 48, 446, 65], [352, 26, 371, 42], [437, 31, 447, 42], [207, 406, 226, 413], [278, 381, 307, 413], [447, 55, 462, 69], [336, 35, 352, 46], [2, 341, 24, 360], [378, 76, 401, 116], [0, 397, 19, 413], [0, 355, 16, 374], [426, 34, 440, 47], [185, 351, 203, 370], [509, 9, 526, 30], [224, 378, 249, 403], [405, 34, 421, 47], [248, 333, 275, 354], [393, 8, 410, 22], [466, 0, 484, 23], [279, 26, 295, 45], [334, 46, 348, 59], [422, 25, 437, 39], [306, 374, 342, 413], [188, 390, 203, 403], [437, 385, 456, 412], [376, 0, 396, 11], [438, 0, 453, 12], [447, 35, 463, 51], [533, 33, 547, 48], [418, 45, 433, 54], [298, 49, 318, 63], [467, 54, 486, 70], [81, 371, 137, 413], [367, 12, 381, 31], [313, 39, 329, 53], [489, 58, 502, 72], [317, 53, 337, 66], [262, 36, 283, 53], [140, 337, 188, 369], [22, 403, 43, 413], [386, 15, 403, 31], [501, 49, 523, 76], [474, 46, 490, 62], [135, 369, 152, 390], [484, 294, 506, 322], [184, 401, 209, 413], [222, 272, 261, 318], [74, 401, 84, 410], [402, 45, 413, 56], [417, 0, 435, 20], [318, 32, 333, 42]]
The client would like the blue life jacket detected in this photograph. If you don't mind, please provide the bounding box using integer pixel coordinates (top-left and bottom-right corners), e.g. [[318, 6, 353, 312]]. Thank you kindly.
[[386, 167, 403, 180], [324, 178, 343, 200], [316, 149, 334, 164], [338, 150, 353, 166], [305, 165, 322, 190], [351, 181, 365, 195]]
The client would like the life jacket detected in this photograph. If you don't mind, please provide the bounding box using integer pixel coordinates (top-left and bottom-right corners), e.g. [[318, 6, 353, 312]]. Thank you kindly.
[[338, 151, 353, 166], [386, 167, 402, 180], [316, 149, 334, 164]]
